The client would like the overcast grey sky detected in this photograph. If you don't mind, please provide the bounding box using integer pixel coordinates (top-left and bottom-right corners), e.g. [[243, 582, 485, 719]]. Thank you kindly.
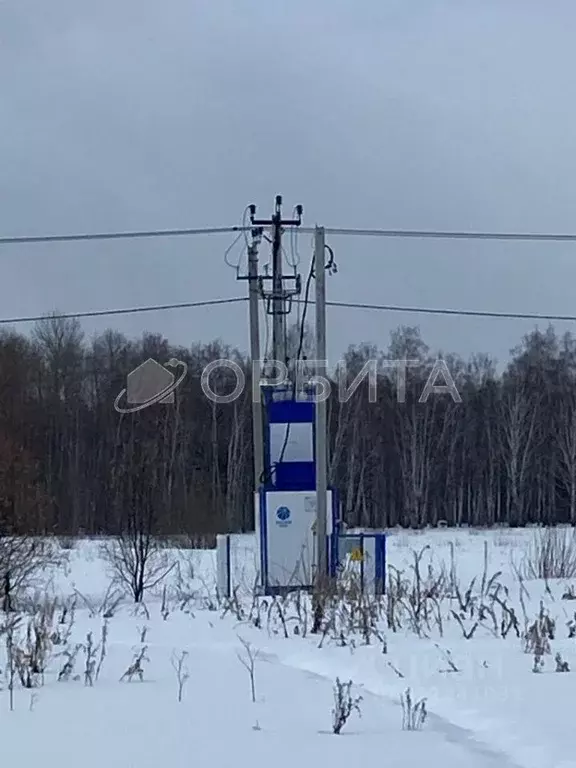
[[2, 0, 576, 367]]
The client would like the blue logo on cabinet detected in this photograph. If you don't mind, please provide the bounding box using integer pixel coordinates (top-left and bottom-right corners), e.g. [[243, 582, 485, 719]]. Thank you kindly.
[[276, 506, 291, 527]]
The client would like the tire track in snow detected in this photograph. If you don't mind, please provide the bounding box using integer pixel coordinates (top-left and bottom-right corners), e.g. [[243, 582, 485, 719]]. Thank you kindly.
[[99, 619, 525, 768], [256, 648, 525, 768]]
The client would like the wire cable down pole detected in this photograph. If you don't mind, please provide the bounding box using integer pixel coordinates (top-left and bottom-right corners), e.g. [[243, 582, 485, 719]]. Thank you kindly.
[[314, 226, 328, 582]]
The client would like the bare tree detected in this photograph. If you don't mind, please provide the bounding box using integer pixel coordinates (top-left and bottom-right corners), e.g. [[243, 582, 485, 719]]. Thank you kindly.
[[499, 383, 539, 526], [555, 386, 576, 523], [4, 314, 576, 533]]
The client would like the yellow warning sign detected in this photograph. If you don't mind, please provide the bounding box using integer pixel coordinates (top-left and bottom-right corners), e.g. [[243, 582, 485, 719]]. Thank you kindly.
[[350, 548, 364, 562]]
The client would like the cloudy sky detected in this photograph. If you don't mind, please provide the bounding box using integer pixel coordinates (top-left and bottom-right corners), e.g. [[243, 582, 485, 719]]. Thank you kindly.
[[2, 0, 576, 367]]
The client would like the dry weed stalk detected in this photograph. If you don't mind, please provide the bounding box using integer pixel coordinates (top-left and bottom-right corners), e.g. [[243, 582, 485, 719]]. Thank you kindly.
[[332, 678, 362, 734], [171, 650, 190, 702], [95, 619, 109, 682], [401, 688, 427, 730], [13, 606, 55, 688], [120, 646, 149, 682], [236, 635, 259, 703], [58, 643, 82, 682]]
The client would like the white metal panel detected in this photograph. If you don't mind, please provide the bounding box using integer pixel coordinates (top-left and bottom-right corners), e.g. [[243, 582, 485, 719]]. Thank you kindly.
[[362, 537, 376, 594], [216, 534, 230, 598], [301, 491, 334, 535], [269, 422, 313, 463], [263, 490, 333, 588]]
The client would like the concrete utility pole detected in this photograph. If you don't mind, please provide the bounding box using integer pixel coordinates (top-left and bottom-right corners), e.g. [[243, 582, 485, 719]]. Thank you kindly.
[[251, 196, 302, 369], [247, 227, 264, 491], [314, 225, 328, 579], [271, 199, 285, 367]]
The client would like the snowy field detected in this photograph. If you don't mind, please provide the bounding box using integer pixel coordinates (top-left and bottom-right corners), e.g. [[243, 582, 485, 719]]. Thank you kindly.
[[1, 527, 576, 768]]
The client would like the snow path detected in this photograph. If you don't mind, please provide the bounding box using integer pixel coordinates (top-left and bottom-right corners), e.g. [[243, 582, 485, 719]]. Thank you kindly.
[[258, 649, 524, 768], [1, 609, 520, 768], [13, 535, 576, 768]]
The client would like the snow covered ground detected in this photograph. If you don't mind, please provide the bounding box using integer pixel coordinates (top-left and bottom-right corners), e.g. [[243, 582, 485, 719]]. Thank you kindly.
[[1, 528, 575, 768]]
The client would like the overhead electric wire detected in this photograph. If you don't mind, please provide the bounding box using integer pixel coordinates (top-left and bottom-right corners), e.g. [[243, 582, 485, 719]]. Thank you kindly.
[[300, 227, 576, 242], [0, 297, 247, 326], [1, 296, 576, 327], [287, 207, 301, 269], [1, 297, 576, 328], [317, 300, 576, 323], [261, 297, 271, 360], [0, 225, 248, 246], [6, 224, 576, 246], [223, 230, 245, 271], [295, 253, 315, 362]]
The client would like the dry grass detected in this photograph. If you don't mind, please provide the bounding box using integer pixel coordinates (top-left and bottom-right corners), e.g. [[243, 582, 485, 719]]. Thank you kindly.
[[522, 527, 576, 580]]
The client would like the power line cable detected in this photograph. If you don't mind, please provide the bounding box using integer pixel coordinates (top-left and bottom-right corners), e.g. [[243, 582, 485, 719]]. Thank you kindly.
[[0, 225, 248, 246], [0, 297, 247, 326], [6, 224, 576, 246], [300, 227, 576, 242], [259, 292, 271, 361], [317, 300, 576, 323], [1, 296, 576, 328], [287, 207, 301, 268], [223, 231, 245, 272]]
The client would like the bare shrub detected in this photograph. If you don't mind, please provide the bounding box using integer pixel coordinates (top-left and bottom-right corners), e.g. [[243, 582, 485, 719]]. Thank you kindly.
[[523, 527, 576, 580], [332, 678, 362, 734], [101, 536, 175, 604], [0, 537, 62, 611]]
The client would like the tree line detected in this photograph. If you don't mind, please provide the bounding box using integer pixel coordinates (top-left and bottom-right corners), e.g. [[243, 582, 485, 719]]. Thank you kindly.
[[0, 314, 574, 536]]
